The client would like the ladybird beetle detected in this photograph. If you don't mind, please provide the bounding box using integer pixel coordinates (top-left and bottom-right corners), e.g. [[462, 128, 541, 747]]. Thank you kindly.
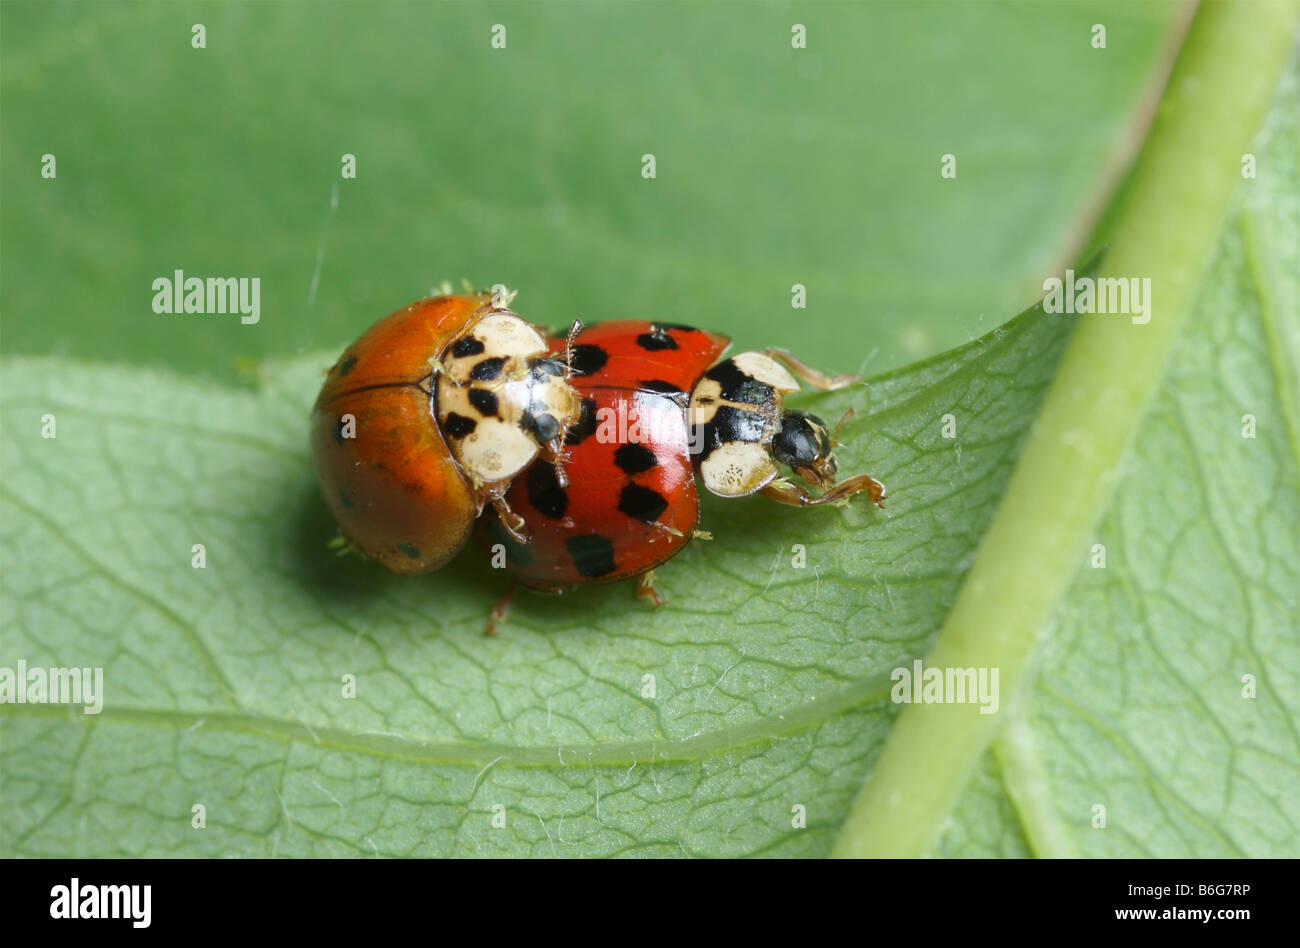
[[311, 293, 581, 574], [474, 320, 886, 605]]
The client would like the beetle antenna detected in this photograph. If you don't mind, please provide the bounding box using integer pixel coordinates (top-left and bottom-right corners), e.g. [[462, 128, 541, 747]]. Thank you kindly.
[[832, 407, 855, 446], [563, 319, 584, 380]]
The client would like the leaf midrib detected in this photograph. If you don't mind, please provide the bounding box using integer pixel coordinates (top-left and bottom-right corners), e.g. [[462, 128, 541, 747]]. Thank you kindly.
[[0, 669, 896, 768]]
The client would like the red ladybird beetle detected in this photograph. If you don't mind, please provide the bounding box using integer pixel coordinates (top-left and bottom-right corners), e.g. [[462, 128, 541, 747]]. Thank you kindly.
[[311, 291, 582, 574], [473, 320, 886, 610]]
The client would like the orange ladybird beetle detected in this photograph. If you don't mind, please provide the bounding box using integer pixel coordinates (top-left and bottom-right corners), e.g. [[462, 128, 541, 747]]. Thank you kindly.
[[311, 291, 582, 574]]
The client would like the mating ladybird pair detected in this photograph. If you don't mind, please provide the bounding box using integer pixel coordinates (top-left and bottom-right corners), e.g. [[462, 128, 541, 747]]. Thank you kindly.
[[311, 291, 885, 619]]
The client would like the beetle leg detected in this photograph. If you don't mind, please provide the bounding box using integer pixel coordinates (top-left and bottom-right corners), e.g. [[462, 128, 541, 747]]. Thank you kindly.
[[760, 474, 886, 509], [636, 570, 664, 607], [490, 283, 518, 309], [761, 348, 858, 391], [417, 355, 451, 394], [485, 582, 518, 636], [488, 493, 531, 543], [650, 521, 684, 539]]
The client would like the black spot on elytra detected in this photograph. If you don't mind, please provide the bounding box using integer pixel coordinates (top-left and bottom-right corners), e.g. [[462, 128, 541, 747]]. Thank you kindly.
[[469, 388, 499, 417], [618, 484, 669, 523], [567, 533, 617, 578], [705, 359, 774, 406], [636, 327, 679, 351], [339, 489, 356, 510], [332, 416, 347, 445], [565, 398, 599, 446], [398, 543, 421, 559], [452, 337, 485, 358], [483, 515, 531, 566], [336, 354, 357, 377], [639, 379, 684, 396], [470, 357, 505, 381], [569, 344, 609, 376], [526, 462, 568, 519], [613, 443, 658, 474], [444, 413, 477, 439]]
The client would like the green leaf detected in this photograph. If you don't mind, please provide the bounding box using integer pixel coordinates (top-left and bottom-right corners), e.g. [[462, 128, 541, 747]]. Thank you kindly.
[[1, 290, 1071, 856], [2, 4, 1295, 859]]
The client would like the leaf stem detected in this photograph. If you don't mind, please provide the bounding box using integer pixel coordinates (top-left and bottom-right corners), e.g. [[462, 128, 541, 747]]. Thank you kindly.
[[831, 0, 1299, 858]]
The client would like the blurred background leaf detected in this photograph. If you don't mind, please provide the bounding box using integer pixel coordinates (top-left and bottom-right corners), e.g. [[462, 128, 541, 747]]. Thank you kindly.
[[2, 1, 1182, 379]]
